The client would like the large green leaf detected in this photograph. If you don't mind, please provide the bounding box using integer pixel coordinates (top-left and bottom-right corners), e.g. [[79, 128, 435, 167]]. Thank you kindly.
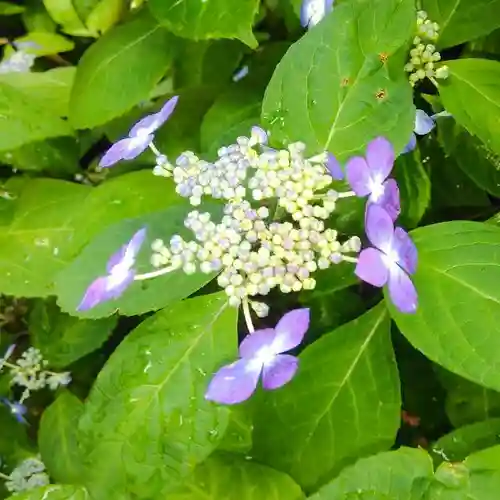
[[43, 0, 90, 36], [78, 294, 237, 499], [0, 67, 76, 117], [423, 0, 500, 49], [394, 150, 431, 228], [432, 419, 500, 464], [149, 0, 260, 48], [7, 486, 89, 500], [69, 11, 174, 128], [0, 81, 73, 152], [252, 304, 401, 492], [38, 392, 85, 484], [30, 298, 117, 367], [218, 407, 253, 454], [55, 205, 217, 318], [439, 59, 500, 157], [309, 448, 433, 500], [168, 453, 304, 499], [388, 221, 500, 392], [261, 0, 415, 160], [0, 179, 91, 297]]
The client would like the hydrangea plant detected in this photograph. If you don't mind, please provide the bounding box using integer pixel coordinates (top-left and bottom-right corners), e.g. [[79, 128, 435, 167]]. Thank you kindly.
[[1, 0, 500, 499]]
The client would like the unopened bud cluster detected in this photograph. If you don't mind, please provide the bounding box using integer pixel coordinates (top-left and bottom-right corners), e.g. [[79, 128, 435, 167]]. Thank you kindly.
[[1, 346, 71, 402], [149, 129, 360, 314], [405, 10, 449, 86], [4, 456, 49, 493]]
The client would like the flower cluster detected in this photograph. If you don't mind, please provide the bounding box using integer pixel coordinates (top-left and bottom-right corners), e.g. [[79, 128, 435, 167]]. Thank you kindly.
[[2, 456, 49, 493], [0, 344, 71, 421], [405, 11, 449, 87], [0, 42, 36, 75], [79, 96, 419, 404]]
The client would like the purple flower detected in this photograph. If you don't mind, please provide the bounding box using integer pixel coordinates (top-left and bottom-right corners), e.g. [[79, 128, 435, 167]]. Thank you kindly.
[[403, 109, 453, 153], [326, 153, 344, 180], [346, 137, 400, 221], [205, 309, 310, 405], [300, 0, 335, 28], [249, 126, 268, 147], [233, 65, 249, 82], [356, 204, 418, 314], [99, 96, 179, 168], [77, 228, 146, 311], [1, 398, 27, 424]]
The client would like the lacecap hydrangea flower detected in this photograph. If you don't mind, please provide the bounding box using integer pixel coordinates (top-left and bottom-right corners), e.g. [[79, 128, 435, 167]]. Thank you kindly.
[[99, 96, 178, 168], [345, 137, 400, 221], [356, 204, 418, 313], [300, 0, 334, 28], [78, 228, 146, 311], [205, 309, 310, 404], [1, 397, 27, 424]]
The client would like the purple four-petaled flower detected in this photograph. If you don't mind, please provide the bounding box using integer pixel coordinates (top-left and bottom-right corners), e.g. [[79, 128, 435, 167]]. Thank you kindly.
[[205, 308, 310, 405], [99, 96, 179, 168], [1, 398, 28, 424], [326, 153, 344, 180], [346, 137, 400, 221], [356, 204, 418, 314], [403, 108, 453, 154], [77, 228, 146, 311], [300, 0, 335, 28]]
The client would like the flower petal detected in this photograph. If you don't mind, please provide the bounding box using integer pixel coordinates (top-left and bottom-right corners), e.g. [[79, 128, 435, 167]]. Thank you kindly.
[[414, 109, 435, 135], [272, 308, 310, 353], [388, 266, 418, 313], [121, 135, 153, 160], [99, 138, 135, 168], [129, 96, 179, 137], [239, 329, 276, 359], [205, 359, 261, 405], [355, 247, 389, 287], [365, 203, 394, 250], [346, 156, 372, 196], [366, 137, 395, 181], [300, 0, 328, 27], [107, 228, 146, 273], [249, 126, 268, 146], [402, 133, 417, 154], [392, 227, 418, 275], [262, 354, 298, 390], [371, 178, 400, 222], [77, 276, 111, 311], [326, 153, 344, 180]]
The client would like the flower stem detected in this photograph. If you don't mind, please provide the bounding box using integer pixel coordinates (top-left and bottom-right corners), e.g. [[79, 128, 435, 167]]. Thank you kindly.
[[0, 471, 10, 480], [337, 191, 356, 198], [242, 299, 255, 333], [429, 76, 439, 88], [342, 255, 359, 264], [134, 266, 176, 281], [149, 142, 161, 157]]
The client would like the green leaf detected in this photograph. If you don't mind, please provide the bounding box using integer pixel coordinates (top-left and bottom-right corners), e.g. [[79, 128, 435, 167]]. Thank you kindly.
[[387, 221, 500, 392], [30, 298, 117, 368], [43, 0, 91, 36], [55, 205, 217, 318], [465, 444, 500, 471], [422, 0, 500, 49], [432, 419, 500, 463], [0, 67, 76, 117], [168, 453, 305, 499], [308, 448, 434, 500], [149, 0, 260, 48], [252, 304, 401, 492], [438, 122, 500, 198], [86, 0, 127, 35], [69, 11, 175, 129], [437, 369, 500, 427], [22, 0, 57, 32], [7, 485, 89, 500], [38, 392, 85, 484], [0, 406, 31, 468], [78, 293, 237, 498], [201, 86, 262, 157], [439, 59, 500, 157], [261, 0, 415, 160], [0, 2, 25, 15], [0, 178, 91, 297], [393, 149, 431, 228], [13, 32, 75, 55], [218, 407, 253, 454], [0, 81, 73, 152]]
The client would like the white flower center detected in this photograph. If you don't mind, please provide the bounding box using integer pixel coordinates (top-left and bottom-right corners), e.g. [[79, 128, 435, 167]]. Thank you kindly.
[[381, 247, 399, 271], [304, 0, 327, 27], [106, 248, 135, 290], [245, 346, 276, 372], [369, 176, 385, 201]]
